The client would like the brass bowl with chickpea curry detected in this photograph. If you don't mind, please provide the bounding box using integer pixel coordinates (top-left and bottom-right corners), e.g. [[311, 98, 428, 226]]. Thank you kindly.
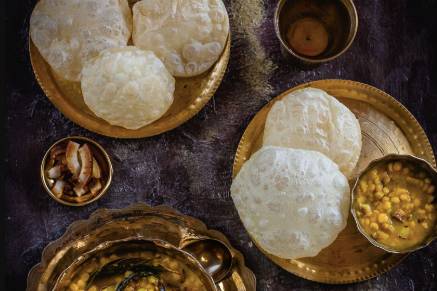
[[352, 154, 437, 253], [55, 238, 217, 291]]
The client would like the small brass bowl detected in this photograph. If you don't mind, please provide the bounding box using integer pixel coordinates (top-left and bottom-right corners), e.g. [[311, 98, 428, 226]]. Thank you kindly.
[[40, 136, 113, 206], [351, 154, 437, 254], [274, 0, 358, 64]]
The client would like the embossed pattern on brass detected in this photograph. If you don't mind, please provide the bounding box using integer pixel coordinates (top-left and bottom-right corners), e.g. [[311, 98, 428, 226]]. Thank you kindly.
[[232, 79, 435, 284], [26, 204, 256, 291]]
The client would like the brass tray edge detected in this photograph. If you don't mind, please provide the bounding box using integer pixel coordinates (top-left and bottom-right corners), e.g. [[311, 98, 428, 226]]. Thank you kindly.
[[29, 34, 231, 139]]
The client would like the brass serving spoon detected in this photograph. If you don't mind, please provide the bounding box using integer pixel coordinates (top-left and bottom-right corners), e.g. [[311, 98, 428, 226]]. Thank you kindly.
[[182, 238, 233, 283]]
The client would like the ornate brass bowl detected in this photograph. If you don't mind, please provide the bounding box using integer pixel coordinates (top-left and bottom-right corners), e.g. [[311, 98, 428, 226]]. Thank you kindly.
[[27, 204, 256, 291], [55, 238, 217, 291], [351, 154, 437, 253]]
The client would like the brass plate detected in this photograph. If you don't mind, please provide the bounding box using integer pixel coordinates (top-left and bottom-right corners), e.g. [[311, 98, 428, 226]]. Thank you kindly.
[[232, 79, 436, 284], [29, 36, 230, 138], [26, 203, 256, 291]]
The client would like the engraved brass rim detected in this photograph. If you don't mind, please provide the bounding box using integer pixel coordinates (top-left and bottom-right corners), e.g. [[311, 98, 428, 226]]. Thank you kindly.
[[351, 154, 437, 254], [40, 136, 113, 206], [26, 203, 256, 291], [29, 35, 231, 138], [55, 237, 218, 291], [232, 79, 436, 284]]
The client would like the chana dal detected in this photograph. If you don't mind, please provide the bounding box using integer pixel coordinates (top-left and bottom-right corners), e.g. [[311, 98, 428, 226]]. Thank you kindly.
[[354, 161, 436, 250]]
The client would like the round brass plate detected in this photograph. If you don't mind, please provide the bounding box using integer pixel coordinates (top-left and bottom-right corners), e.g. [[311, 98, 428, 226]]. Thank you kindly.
[[29, 36, 230, 138], [232, 79, 436, 284]]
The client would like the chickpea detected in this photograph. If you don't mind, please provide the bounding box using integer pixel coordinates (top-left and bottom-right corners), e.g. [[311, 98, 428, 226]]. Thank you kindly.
[[360, 204, 372, 215], [360, 181, 368, 192], [76, 279, 85, 288], [421, 222, 429, 229], [370, 222, 379, 231], [69, 283, 79, 291], [387, 163, 394, 172], [88, 287, 97, 291], [427, 185, 435, 194], [424, 178, 431, 184], [413, 198, 421, 207], [375, 191, 384, 200], [400, 193, 411, 202], [376, 231, 389, 240], [402, 168, 410, 175], [382, 223, 395, 233], [382, 201, 392, 210], [377, 213, 389, 223], [369, 183, 376, 192], [360, 218, 370, 226], [376, 184, 383, 192], [396, 187, 408, 195], [383, 175, 391, 185], [357, 196, 366, 204], [382, 196, 390, 202], [383, 187, 390, 194], [371, 169, 378, 178], [404, 203, 414, 211], [427, 196, 434, 203], [393, 162, 402, 171], [391, 197, 400, 204], [80, 273, 89, 281], [425, 204, 434, 212]]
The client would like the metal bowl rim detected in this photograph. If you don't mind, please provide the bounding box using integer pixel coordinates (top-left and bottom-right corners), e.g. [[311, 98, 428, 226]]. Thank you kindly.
[[40, 136, 113, 206], [351, 153, 437, 254], [274, 0, 359, 63]]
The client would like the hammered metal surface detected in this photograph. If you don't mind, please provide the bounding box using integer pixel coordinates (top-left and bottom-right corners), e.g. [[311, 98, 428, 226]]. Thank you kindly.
[[26, 204, 256, 291], [232, 79, 436, 284], [29, 36, 230, 138]]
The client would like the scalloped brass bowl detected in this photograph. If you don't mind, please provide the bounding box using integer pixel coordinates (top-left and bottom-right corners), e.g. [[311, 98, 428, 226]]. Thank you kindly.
[[26, 204, 256, 291], [55, 237, 217, 291], [40, 136, 113, 206], [351, 154, 437, 254]]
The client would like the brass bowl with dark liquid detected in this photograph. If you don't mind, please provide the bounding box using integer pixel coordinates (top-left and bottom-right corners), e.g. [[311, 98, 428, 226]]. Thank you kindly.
[[275, 0, 358, 64]]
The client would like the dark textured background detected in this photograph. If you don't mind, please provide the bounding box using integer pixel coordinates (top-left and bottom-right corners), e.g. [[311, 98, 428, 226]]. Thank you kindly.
[[4, 0, 437, 290]]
